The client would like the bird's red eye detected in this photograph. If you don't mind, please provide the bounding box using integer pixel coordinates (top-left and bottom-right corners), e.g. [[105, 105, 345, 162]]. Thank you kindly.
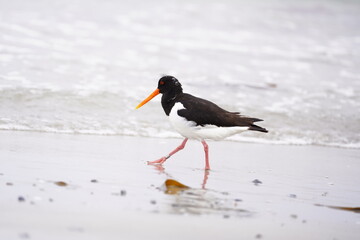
[[160, 81, 164, 85]]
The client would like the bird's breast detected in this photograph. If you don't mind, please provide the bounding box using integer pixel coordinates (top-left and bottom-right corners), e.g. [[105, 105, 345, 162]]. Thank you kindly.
[[169, 102, 199, 139]]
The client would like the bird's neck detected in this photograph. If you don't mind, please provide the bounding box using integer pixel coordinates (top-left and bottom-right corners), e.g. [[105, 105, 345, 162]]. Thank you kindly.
[[161, 89, 182, 116]]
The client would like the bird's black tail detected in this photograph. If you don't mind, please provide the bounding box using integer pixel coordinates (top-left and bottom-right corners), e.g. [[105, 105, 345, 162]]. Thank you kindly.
[[249, 124, 268, 133]]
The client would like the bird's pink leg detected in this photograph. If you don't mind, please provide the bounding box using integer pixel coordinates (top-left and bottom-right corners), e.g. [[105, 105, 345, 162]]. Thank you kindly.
[[201, 140, 210, 170], [148, 138, 188, 165], [201, 169, 210, 189]]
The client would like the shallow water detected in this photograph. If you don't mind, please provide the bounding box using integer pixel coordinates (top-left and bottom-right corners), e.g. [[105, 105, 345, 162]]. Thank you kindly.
[[0, 0, 359, 148]]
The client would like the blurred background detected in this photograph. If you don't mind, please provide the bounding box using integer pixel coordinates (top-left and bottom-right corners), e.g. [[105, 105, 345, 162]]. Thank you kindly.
[[0, 0, 359, 148]]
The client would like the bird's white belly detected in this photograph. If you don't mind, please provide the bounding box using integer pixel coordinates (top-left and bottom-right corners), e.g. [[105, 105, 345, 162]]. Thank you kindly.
[[169, 102, 249, 141]]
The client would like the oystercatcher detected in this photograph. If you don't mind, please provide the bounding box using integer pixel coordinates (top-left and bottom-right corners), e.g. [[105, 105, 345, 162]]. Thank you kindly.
[[136, 76, 267, 170]]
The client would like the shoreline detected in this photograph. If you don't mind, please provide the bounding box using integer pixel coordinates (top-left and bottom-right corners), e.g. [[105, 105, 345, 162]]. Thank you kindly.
[[0, 130, 359, 239], [0, 128, 358, 150]]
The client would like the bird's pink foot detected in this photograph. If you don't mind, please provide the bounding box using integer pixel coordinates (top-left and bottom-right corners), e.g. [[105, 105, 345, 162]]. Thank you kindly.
[[147, 156, 168, 165], [147, 138, 188, 166]]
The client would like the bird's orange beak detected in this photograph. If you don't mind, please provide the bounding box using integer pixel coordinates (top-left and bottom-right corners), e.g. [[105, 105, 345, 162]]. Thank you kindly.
[[135, 88, 160, 109]]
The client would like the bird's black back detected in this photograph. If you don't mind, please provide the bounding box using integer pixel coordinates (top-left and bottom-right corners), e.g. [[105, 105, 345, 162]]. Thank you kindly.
[[173, 93, 267, 132]]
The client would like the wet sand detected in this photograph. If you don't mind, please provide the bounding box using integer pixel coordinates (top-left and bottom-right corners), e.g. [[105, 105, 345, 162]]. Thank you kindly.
[[0, 130, 359, 240]]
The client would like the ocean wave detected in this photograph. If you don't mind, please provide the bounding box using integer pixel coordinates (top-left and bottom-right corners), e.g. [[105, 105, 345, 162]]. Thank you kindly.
[[0, 86, 359, 149]]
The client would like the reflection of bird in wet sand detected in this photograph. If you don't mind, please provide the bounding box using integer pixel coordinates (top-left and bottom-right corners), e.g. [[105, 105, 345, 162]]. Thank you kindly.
[[161, 178, 250, 217], [150, 164, 210, 189], [150, 166, 249, 217], [136, 76, 267, 170]]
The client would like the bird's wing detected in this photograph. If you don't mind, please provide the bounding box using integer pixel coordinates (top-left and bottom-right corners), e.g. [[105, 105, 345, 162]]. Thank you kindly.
[[177, 94, 262, 127]]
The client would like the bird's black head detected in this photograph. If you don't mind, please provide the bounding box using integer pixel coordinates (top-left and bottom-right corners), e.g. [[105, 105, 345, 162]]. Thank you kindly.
[[135, 75, 183, 110], [157, 75, 183, 94]]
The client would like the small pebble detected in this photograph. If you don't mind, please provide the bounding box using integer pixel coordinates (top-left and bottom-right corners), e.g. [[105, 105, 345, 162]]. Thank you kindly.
[[6, 182, 13, 186], [150, 200, 157, 205], [18, 196, 25, 202], [267, 83, 277, 88], [289, 194, 297, 198], [223, 214, 230, 219], [252, 179, 262, 185], [120, 190, 126, 196], [90, 179, 98, 183], [234, 198, 242, 202], [54, 181, 67, 187], [290, 214, 298, 219], [255, 233, 263, 239]]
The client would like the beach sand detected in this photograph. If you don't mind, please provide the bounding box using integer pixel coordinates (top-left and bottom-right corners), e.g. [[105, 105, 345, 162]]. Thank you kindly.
[[0, 130, 359, 240]]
